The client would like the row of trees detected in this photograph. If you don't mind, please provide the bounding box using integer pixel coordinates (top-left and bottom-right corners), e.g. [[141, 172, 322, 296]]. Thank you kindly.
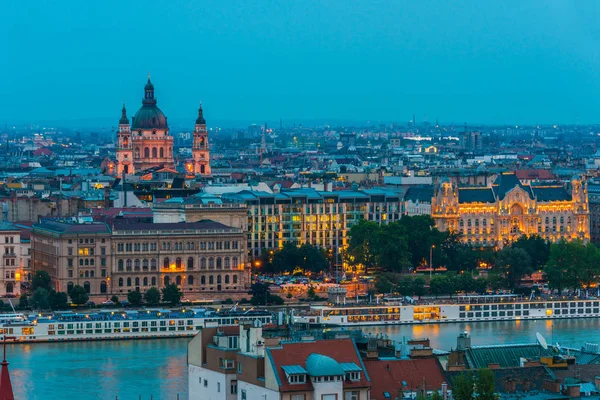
[[123, 284, 183, 306], [375, 272, 489, 297], [256, 243, 329, 274]]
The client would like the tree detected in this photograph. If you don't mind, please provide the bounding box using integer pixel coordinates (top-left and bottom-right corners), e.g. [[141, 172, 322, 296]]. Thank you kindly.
[[373, 223, 411, 272], [411, 277, 426, 296], [267, 294, 285, 305], [127, 290, 143, 306], [161, 283, 183, 306], [399, 215, 443, 268], [545, 241, 582, 294], [70, 285, 89, 305], [19, 294, 28, 308], [430, 276, 447, 297], [453, 373, 475, 400], [307, 285, 316, 301], [430, 391, 443, 400], [347, 220, 380, 274], [32, 270, 52, 291], [144, 287, 161, 306], [249, 282, 270, 306], [110, 295, 119, 304], [494, 247, 532, 289], [48, 291, 68, 310], [511, 235, 550, 270], [374, 275, 395, 294], [577, 243, 600, 289], [31, 288, 50, 310], [298, 244, 329, 273], [476, 369, 498, 400]]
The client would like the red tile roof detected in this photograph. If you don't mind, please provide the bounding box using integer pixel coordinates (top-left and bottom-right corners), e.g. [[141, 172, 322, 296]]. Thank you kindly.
[[515, 169, 555, 180], [267, 339, 370, 392], [364, 358, 447, 400]]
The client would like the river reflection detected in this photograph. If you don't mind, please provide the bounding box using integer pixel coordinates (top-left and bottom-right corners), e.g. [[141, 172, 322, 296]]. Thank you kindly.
[[357, 318, 600, 349]]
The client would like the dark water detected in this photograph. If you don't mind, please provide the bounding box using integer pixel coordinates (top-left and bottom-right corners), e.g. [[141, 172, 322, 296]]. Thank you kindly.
[[10, 319, 600, 399]]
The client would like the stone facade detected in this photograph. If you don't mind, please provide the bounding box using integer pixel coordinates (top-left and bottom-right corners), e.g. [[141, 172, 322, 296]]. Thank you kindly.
[[432, 172, 590, 247], [0, 223, 22, 297]]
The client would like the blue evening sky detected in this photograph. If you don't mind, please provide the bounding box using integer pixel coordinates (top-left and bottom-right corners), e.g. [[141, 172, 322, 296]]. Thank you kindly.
[[1, 0, 600, 125]]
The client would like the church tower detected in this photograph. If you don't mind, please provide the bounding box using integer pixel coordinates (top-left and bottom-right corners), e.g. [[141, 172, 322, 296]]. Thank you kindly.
[[115, 104, 134, 176], [191, 103, 211, 175]]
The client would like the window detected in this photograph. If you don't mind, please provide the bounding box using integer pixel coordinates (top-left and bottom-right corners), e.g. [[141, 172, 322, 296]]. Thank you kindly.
[[203, 379, 207, 388], [345, 391, 359, 400], [289, 374, 306, 384], [322, 395, 337, 400], [241, 390, 247, 400], [291, 395, 305, 400], [220, 358, 234, 370], [238, 363, 242, 373], [68, 270, 73, 278], [67, 259, 73, 267], [346, 372, 361, 381], [217, 382, 220, 393], [231, 381, 238, 395]]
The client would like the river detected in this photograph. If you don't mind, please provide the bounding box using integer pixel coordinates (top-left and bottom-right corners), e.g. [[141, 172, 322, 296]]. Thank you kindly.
[[9, 318, 600, 399]]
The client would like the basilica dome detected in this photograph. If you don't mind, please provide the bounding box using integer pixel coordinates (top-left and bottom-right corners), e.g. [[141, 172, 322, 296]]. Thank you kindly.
[[131, 78, 168, 130]]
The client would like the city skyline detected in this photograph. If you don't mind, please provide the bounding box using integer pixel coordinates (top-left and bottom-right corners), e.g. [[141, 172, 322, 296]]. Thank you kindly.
[[2, 1, 600, 125]]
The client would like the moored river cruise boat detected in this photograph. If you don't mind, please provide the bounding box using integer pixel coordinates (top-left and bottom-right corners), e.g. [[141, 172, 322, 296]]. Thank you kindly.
[[291, 294, 600, 327], [0, 307, 273, 343]]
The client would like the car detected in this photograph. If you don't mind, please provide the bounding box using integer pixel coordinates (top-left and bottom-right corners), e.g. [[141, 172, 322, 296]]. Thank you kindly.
[[119, 300, 130, 307], [102, 300, 114, 306], [86, 301, 96, 308]]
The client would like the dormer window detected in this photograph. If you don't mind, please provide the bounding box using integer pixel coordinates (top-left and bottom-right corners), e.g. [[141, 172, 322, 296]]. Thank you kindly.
[[288, 374, 306, 384], [346, 372, 361, 381]]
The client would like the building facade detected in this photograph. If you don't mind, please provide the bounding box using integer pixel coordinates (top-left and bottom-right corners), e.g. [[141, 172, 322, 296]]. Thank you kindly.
[[31, 218, 250, 299], [0, 223, 23, 297], [221, 188, 404, 258], [432, 172, 590, 247], [587, 183, 600, 244]]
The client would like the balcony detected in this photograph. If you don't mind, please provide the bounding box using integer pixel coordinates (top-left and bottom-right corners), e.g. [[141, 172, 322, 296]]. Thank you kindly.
[[2, 253, 16, 258]]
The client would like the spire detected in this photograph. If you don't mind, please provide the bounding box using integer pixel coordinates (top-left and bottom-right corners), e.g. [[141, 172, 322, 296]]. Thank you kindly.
[[0, 337, 14, 400], [196, 102, 206, 125], [143, 75, 156, 105], [119, 102, 129, 125]]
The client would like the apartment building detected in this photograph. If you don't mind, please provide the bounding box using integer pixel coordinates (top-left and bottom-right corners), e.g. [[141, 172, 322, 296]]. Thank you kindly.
[[0, 223, 22, 297], [188, 324, 371, 400]]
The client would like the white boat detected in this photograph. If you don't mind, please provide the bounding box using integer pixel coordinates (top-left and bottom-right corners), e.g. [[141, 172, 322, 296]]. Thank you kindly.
[[0, 308, 273, 343], [291, 295, 600, 327]]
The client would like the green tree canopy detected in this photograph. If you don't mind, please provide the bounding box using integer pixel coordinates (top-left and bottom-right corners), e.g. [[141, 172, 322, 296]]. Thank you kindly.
[[144, 287, 161, 306], [511, 235, 550, 270], [453, 373, 475, 400], [48, 291, 68, 310], [494, 247, 532, 289], [127, 290, 143, 306], [161, 283, 183, 306], [249, 282, 270, 306], [31, 288, 50, 310], [70, 285, 89, 305], [32, 270, 52, 291]]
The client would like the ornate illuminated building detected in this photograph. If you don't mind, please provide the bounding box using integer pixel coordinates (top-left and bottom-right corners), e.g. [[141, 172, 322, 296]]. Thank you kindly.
[[115, 77, 211, 176], [432, 172, 590, 248]]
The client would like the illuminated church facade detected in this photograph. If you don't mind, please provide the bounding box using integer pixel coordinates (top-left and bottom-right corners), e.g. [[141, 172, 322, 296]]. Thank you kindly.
[[114, 77, 210, 176], [431, 172, 590, 248]]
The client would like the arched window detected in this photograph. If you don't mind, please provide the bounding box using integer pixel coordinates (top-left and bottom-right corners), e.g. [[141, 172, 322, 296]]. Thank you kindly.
[[200, 257, 206, 269], [552, 217, 557, 224], [209, 275, 214, 284], [84, 259, 89, 266], [201, 275, 206, 285], [216, 257, 222, 269], [483, 219, 487, 226], [118, 278, 123, 287], [460, 219, 464, 227], [560, 216, 564, 224], [6, 283, 13, 294], [135, 277, 140, 287], [164, 258, 170, 269], [100, 281, 107, 293], [143, 259, 149, 271], [467, 219, 472, 227], [134, 259, 141, 271], [176, 275, 182, 285], [568, 216, 572, 224], [233, 275, 238, 284], [188, 275, 194, 285], [151, 277, 156, 286], [152, 147, 157, 158], [127, 278, 132, 287], [176, 257, 182, 269], [118, 259, 124, 271], [232, 257, 238, 268], [200, 165, 205, 174], [188, 257, 194, 270], [225, 275, 230, 284], [144, 147, 150, 158], [224, 257, 230, 268], [545, 217, 549, 224], [84, 281, 91, 293], [217, 275, 222, 284], [143, 277, 148, 286], [126, 259, 132, 271], [164, 276, 170, 286], [90, 270, 95, 278], [160, 147, 164, 158], [84, 270, 89, 278], [151, 258, 157, 270]]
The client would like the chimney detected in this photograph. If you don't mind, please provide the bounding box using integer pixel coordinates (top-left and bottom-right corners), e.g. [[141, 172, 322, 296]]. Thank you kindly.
[[457, 331, 471, 350], [441, 382, 448, 400]]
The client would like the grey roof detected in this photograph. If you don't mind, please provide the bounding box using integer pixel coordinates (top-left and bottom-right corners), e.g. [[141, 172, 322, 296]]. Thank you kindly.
[[404, 185, 434, 203], [465, 343, 553, 369], [531, 187, 571, 202], [492, 172, 534, 200], [458, 188, 496, 203], [34, 221, 111, 235], [112, 220, 236, 232]]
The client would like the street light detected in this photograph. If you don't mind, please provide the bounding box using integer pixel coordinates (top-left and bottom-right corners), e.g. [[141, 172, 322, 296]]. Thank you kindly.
[[429, 245, 436, 279]]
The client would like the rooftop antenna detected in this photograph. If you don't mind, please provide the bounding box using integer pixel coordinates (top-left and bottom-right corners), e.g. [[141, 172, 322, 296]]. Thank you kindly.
[[536, 332, 548, 358]]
